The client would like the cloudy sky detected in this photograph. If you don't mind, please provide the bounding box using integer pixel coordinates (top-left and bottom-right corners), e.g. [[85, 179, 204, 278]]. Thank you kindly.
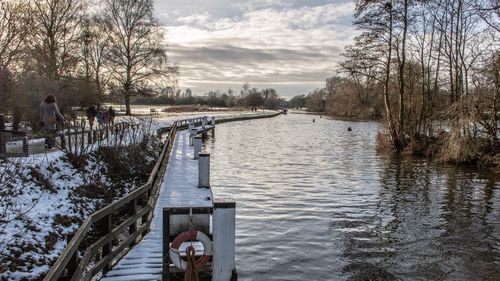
[[154, 0, 357, 98]]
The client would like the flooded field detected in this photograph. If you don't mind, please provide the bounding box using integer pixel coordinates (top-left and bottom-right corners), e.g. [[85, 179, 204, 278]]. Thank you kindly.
[[205, 113, 500, 281]]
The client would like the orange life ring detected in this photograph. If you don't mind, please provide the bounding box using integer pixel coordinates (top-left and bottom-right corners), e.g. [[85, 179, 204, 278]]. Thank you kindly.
[[169, 229, 213, 270]]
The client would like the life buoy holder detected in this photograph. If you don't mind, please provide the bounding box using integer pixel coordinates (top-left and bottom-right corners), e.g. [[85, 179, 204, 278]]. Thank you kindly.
[[169, 229, 213, 271]]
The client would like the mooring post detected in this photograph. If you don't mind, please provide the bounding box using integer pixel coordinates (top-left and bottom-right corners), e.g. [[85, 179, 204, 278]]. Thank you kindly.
[[211, 116, 216, 136], [190, 128, 197, 146], [194, 136, 202, 159], [202, 116, 207, 129], [198, 153, 210, 188], [213, 199, 236, 281]]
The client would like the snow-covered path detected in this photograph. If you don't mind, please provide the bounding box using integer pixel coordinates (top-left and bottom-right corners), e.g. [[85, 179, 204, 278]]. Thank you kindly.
[[101, 130, 213, 281]]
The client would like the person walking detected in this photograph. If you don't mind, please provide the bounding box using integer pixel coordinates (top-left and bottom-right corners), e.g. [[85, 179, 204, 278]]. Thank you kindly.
[[86, 105, 97, 129], [96, 110, 105, 127], [108, 106, 116, 125], [39, 94, 65, 149]]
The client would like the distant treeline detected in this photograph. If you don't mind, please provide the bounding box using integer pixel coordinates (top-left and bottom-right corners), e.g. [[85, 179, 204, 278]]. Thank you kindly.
[[131, 83, 287, 109]]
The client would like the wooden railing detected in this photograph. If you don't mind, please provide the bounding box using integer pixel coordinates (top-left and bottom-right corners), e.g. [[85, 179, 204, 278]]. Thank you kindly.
[[42, 122, 178, 281]]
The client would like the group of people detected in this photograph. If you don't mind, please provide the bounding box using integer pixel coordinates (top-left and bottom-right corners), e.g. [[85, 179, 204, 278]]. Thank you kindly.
[[86, 106, 116, 129], [39, 94, 117, 149]]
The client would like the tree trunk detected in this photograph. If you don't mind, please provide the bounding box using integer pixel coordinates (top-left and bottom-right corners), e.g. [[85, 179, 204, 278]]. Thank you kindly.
[[398, 0, 408, 145], [384, 0, 398, 148], [125, 93, 131, 115]]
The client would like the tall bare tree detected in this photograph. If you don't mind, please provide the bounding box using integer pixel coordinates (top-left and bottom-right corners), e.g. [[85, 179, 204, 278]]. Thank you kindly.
[[29, 0, 85, 80], [103, 0, 176, 115]]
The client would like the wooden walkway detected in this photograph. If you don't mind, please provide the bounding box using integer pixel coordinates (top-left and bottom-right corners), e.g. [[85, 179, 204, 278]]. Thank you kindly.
[[101, 129, 213, 281]]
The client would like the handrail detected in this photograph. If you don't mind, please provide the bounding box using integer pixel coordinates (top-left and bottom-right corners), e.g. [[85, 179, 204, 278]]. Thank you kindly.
[[43, 122, 177, 281]]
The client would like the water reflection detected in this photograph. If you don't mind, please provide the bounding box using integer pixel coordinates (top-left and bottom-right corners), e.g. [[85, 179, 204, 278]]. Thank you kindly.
[[203, 113, 500, 281]]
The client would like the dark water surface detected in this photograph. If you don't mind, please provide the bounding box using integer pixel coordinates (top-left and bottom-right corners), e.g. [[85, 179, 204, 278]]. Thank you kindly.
[[204, 113, 500, 281]]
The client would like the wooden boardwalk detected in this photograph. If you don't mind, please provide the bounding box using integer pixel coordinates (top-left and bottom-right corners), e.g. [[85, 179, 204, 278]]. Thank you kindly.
[[101, 129, 213, 281]]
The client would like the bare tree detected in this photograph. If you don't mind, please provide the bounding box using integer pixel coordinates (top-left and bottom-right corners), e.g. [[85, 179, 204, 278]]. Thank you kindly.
[[102, 0, 177, 115], [29, 0, 85, 80], [0, 0, 30, 71], [81, 16, 112, 102]]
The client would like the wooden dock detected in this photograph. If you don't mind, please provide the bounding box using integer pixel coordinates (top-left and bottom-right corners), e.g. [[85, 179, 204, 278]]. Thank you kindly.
[[101, 129, 215, 281], [43, 112, 282, 281]]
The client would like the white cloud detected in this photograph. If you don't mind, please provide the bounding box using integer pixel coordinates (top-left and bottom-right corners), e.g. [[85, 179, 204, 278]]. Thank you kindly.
[[158, 1, 357, 97]]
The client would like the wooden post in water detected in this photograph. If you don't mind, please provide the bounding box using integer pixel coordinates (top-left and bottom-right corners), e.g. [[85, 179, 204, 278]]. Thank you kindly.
[[198, 153, 210, 188], [194, 136, 202, 159], [213, 199, 236, 281]]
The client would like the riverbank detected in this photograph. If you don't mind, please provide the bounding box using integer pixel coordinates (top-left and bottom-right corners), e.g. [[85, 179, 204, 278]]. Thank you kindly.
[[0, 110, 282, 281], [376, 129, 500, 171]]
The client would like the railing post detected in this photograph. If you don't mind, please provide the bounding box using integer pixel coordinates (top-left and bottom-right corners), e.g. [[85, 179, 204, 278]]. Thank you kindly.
[[67, 131, 72, 152], [58, 131, 65, 150], [0, 114, 5, 130], [128, 198, 138, 246], [198, 153, 210, 188], [194, 136, 202, 159], [0, 132, 6, 157], [99, 214, 112, 273], [66, 233, 78, 279], [22, 136, 28, 156]]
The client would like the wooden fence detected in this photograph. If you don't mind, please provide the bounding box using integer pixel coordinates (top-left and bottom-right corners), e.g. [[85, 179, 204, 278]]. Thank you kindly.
[[59, 121, 142, 156], [42, 122, 177, 281]]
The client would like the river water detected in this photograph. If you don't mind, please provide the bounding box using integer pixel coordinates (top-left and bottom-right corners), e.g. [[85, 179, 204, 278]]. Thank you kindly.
[[204, 112, 500, 281]]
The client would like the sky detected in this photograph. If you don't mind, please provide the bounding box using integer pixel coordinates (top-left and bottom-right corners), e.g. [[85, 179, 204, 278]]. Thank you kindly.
[[154, 0, 357, 98]]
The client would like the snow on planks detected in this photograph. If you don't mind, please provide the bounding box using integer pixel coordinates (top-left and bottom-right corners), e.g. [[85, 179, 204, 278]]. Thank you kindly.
[[101, 130, 213, 281]]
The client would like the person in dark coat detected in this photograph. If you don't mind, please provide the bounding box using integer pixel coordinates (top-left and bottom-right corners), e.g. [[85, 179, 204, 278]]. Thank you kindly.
[[86, 105, 97, 129], [96, 110, 104, 127], [108, 107, 116, 125]]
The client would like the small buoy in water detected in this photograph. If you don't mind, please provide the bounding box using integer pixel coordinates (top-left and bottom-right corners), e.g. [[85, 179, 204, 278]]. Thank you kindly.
[[313, 118, 315, 123], [347, 127, 352, 131]]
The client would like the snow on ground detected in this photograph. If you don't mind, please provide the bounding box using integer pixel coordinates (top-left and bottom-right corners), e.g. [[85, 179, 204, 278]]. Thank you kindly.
[[0, 151, 105, 280]]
